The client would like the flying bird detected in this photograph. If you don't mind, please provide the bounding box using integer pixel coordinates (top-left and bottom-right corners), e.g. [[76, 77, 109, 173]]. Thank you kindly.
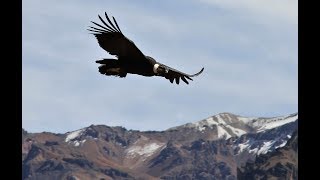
[[88, 12, 204, 85]]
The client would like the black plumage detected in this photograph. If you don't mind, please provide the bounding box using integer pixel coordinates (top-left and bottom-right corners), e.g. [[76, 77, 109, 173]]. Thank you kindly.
[[88, 12, 204, 85]]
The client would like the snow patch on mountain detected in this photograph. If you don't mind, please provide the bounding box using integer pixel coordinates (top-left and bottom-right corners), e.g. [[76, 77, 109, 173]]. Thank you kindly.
[[126, 142, 165, 158], [237, 140, 250, 153], [249, 148, 258, 154], [65, 128, 85, 142], [275, 141, 287, 149], [72, 139, 87, 147], [205, 117, 219, 126], [217, 126, 231, 139], [184, 117, 220, 132], [216, 115, 226, 124], [257, 141, 275, 155], [237, 116, 257, 123], [225, 125, 246, 136], [234, 139, 277, 155], [234, 128, 295, 156]]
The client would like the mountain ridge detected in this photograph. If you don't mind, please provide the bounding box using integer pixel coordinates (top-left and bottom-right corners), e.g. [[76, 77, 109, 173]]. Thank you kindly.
[[22, 112, 298, 179]]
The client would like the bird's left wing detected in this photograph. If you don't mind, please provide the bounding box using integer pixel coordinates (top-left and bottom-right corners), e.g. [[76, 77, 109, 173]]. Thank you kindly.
[[159, 63, 204, 84], [88, 12, 146, 61]]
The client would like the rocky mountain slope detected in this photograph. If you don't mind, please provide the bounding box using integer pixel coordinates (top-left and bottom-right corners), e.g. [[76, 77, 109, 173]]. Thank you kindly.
[[22, 112, 298, 179], [237, 130, 298, 180]]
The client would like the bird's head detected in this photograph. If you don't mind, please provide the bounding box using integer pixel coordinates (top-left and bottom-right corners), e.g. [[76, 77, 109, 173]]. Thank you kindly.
[[146, 56, 168, 75], [153, 64, 168, 75]]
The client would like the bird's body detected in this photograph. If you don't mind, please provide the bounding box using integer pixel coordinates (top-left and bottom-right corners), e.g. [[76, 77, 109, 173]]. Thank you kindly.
[[88, 12, 204, 84], [96, 57, 154, 77]]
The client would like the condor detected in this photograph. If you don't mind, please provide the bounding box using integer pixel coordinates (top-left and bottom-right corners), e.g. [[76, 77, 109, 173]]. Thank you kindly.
[[88, 12, 204, 85]]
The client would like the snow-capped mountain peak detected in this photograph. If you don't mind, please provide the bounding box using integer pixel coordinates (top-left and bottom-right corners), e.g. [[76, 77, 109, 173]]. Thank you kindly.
[[172, 113, 241, 129], [169, 112, 298, 140]]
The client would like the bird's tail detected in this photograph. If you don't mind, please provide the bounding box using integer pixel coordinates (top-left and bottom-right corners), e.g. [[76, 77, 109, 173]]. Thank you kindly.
[[96, 59, 118, 65], [96, 59, 127, 78]]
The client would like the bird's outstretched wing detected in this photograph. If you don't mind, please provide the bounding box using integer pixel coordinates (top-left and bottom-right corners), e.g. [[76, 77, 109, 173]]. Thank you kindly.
[[159, 63, 204, 84], [88, 12, 146, 61]]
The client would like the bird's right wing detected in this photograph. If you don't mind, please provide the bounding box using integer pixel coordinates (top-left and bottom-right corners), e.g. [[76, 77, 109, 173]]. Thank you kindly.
[[88, 12, 146, 62], [159, 63, 204, 84]]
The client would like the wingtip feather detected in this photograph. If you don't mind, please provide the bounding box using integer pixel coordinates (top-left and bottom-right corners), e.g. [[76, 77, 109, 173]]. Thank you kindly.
[[189, 67, 204, 77]]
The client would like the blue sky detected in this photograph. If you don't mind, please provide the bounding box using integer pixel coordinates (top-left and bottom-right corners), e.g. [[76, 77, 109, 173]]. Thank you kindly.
[[23, 0, 298, 133]]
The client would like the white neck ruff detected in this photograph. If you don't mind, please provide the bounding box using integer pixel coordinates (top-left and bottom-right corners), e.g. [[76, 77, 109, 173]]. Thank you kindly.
[[153, 64, 160, 73]]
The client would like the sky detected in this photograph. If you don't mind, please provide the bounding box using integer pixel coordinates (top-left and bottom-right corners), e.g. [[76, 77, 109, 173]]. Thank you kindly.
[[22, 0, 298, 133]]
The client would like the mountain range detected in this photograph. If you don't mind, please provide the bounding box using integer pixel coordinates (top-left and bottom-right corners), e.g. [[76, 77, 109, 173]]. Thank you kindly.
[[22, 112, 298, 179]]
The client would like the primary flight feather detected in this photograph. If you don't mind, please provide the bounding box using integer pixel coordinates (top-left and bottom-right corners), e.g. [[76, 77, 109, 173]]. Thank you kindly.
[[88, 12, 204, 85]]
